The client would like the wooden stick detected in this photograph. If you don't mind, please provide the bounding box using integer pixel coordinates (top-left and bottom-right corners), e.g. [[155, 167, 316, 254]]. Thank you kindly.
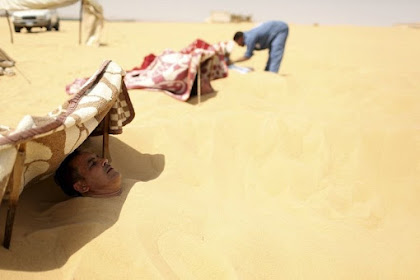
[[197, 67, 201, 104], [102, 113, 111, 162], [3, 143, 26, 249], [14, 65, 31, 84], [79, 0, 84, 45], [6, 10, 14, 44]]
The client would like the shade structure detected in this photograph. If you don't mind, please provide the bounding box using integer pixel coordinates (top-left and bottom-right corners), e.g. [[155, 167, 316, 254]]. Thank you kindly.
[[0, 0, 103, 45]]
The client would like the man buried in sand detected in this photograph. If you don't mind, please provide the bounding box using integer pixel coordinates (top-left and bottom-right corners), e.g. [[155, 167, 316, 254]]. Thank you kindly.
[[54, 150, 122, 198]]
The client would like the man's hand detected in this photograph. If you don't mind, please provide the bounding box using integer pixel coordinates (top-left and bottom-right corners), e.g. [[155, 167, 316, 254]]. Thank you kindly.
[[226, 56, 250, 66], [224, 54, 233, 66]]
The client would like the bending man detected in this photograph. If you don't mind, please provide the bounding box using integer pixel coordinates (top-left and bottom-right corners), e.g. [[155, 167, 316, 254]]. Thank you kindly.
[[229, 21, 289, 73], [54, 150, 122, 198]]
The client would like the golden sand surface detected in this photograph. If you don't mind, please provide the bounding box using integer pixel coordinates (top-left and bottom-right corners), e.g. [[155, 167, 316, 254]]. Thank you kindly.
[[0, 20, 420, 279]]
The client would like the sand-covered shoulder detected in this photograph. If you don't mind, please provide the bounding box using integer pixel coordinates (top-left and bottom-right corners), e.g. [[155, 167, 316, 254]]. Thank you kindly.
[[1, 20, 420, 279]]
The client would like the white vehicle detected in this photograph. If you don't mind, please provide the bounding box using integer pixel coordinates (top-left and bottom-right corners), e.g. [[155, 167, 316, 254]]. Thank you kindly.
[[12, 9, 60, 32]]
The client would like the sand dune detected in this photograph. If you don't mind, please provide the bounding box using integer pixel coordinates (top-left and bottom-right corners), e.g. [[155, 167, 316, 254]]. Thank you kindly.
[[1, 20, 420, 279]]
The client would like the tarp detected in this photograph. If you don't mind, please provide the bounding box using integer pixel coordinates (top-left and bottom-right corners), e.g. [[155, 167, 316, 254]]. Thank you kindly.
[[0, 47, 14, 65], [0, 47, 15, 75]]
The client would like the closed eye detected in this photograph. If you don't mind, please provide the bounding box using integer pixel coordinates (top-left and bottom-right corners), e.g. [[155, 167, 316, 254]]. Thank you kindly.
[[88, 155, 99, 169]]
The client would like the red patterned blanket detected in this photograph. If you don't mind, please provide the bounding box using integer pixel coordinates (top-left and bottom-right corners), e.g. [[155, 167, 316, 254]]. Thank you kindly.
[[66, 39, 232, 101]]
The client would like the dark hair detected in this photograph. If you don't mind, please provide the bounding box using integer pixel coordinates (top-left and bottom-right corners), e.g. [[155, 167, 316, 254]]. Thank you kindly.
[[54, 150, 83, 197], [233, 31, 244, 41]]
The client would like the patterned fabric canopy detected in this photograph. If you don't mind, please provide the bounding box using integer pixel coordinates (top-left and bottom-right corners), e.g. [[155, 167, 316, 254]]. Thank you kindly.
[[67, 39, 234, 101], [0, 60, 134, 198]]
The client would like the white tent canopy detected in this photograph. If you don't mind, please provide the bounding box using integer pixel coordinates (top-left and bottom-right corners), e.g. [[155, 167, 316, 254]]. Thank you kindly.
[[0, 0, 79, 11], [0, 0, 104, 46]]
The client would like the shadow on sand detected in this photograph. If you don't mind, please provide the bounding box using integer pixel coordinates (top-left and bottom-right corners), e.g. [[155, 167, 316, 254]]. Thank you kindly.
[[0, 136, 165, 271]]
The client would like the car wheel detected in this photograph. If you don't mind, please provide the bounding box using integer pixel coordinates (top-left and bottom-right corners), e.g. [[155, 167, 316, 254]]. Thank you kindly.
[[27, 27, 32, 32], [14, 26, 21, 33], [46, 24, 52, 31], [54, 21, 60, 31]]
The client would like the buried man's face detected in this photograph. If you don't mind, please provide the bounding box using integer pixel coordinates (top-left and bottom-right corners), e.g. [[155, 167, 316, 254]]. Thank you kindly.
[[70, 152, 122, 198]]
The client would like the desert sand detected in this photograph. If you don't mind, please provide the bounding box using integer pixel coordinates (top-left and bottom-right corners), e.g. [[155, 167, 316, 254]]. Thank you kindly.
[[0, 20, 420, 279]]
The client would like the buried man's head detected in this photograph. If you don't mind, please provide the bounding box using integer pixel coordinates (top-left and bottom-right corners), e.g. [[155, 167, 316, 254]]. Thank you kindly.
[[54, 150, 122, 198]]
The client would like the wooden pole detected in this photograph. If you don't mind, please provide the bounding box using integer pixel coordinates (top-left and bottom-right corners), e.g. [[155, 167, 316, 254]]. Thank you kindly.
[[102, 113, 111, 162], [6, 10, 14, 44], [3, 143, 26, 249], [197, 67, 201, 104], [79, 0, 84, 45]]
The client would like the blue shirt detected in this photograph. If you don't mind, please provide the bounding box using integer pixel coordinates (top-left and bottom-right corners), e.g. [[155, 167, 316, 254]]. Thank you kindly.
[[243, 21, 286, 58]]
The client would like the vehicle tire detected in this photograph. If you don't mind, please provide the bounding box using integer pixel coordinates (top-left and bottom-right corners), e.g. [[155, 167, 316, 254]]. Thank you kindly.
[[27, 27, 32, 32], [46, 24, 52, 31], [54, 21, 60, 31], [14, 26, 21, 33]]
